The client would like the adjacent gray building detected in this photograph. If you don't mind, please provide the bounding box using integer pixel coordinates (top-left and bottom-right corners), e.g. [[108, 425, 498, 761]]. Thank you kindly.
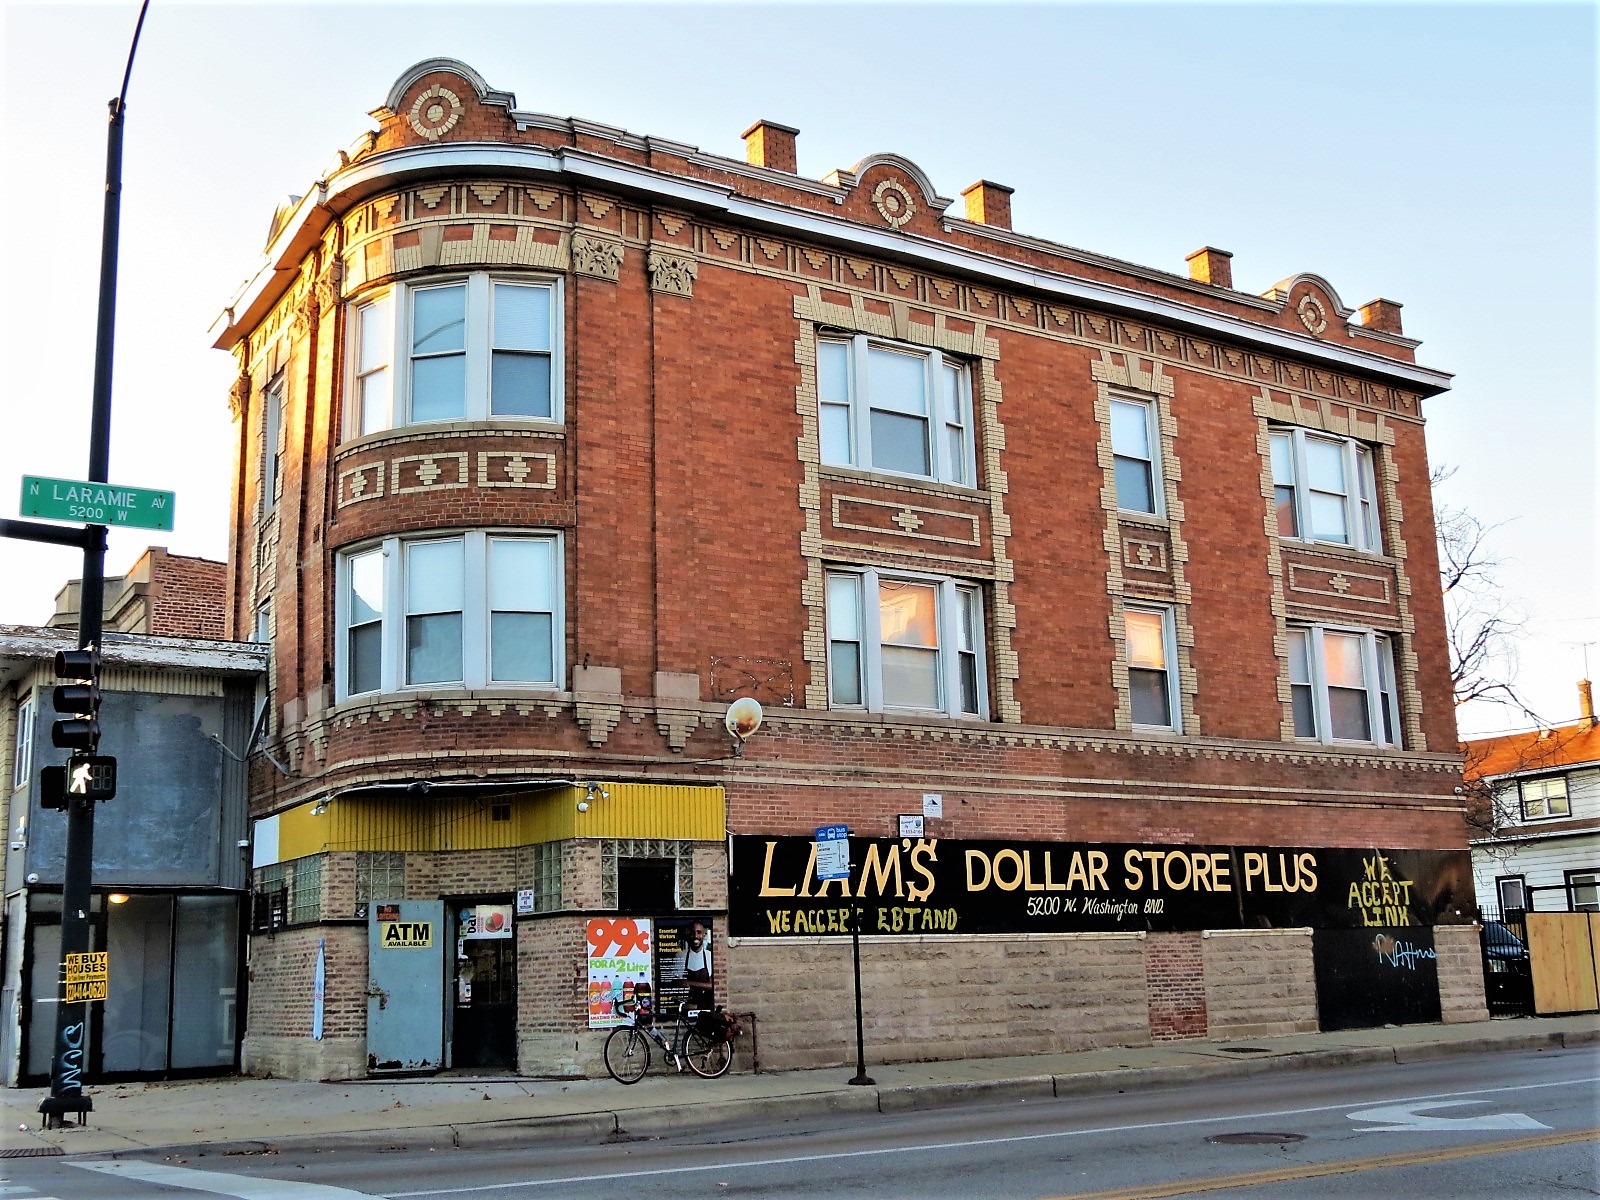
[[2, 563, 265, 1084]]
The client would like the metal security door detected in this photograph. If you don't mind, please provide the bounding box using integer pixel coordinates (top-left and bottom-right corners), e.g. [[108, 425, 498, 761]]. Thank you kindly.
[[367, 900, 445, 1074]]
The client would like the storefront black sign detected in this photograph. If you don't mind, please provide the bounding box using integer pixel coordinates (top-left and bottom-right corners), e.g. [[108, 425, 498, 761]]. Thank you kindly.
[[728, 836, 1473, 938]]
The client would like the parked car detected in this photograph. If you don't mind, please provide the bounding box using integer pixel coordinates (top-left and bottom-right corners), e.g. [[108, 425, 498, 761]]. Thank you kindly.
[[1483, 920, 1527, 962]]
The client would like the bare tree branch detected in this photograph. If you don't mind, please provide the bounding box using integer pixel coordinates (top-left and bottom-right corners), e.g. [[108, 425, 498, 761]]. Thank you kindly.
[[1432, 464, 1542, 728]]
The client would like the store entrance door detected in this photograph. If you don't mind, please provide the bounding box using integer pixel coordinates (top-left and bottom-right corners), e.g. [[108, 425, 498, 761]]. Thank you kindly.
[[367, 900, 445, 1074], [451, 901, 516, 1070]]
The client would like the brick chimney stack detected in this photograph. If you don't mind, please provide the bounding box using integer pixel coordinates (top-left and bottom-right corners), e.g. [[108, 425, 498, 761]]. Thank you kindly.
[[1185, 247, 1234, 289], [1580, 679, 1596, 728], [742, 120, 799, 173], [961, 180, 1014, 230], [1358, 298, 1405, 336]]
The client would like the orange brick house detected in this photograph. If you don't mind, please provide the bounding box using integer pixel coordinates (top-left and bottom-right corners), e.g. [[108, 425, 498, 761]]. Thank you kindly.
[[212, 60, 1479, 1081]]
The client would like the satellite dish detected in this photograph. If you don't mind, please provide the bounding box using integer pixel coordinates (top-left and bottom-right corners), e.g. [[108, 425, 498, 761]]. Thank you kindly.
[[724, 698, 764, 756]]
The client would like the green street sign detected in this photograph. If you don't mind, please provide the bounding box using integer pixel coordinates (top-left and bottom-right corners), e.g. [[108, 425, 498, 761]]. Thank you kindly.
[[20, 475, 176, 532]]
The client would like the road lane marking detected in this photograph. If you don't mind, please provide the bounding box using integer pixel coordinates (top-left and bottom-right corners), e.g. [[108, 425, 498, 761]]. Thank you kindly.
[[1039, 1127, 1600, 1199], [73, 1160, 379, 1198], [1349, 1098, 1548, 1131], [385, 1074, 1600, 1196]]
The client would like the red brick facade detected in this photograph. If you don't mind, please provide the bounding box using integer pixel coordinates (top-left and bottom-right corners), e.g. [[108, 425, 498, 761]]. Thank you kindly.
[[217, 60, 1478, 1081]]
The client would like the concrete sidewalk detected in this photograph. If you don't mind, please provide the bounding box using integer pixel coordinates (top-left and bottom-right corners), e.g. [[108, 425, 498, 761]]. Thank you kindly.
[[4, 1014, 1596, 1162]]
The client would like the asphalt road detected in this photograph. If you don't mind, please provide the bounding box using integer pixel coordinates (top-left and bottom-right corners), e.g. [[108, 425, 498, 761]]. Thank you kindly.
[[6, 1046, 1597, 1199]]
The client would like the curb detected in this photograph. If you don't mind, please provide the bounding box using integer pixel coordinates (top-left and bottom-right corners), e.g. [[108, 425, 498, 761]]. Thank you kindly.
[[40, 1028, 1600, 1162]]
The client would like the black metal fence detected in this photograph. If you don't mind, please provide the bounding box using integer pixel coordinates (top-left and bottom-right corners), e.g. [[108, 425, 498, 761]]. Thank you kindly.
[[1477, 904, 1533, 1017]]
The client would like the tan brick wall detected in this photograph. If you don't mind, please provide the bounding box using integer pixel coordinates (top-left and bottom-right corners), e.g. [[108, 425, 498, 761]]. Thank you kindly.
[[1202, 929, 1319, 1039], [1435, 924, 1491, 1023], [727, 933, 1148, 1070]]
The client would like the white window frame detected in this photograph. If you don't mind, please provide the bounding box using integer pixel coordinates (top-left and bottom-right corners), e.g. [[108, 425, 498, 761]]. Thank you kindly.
[[347, 273, 564, 438], [1495, 875, 1526, 915], [13, 693, 34, 790], [1270, 428, 1382, 552], [1519, 775, 1570, 820], [1566, 870, 1599, 912], [261, 378, 284, 510], [817, 333, 976, 487], [1110, 396, 1164, 517], [1286, 624, 1401, 747], [335, 531, 565, 700], [1124, 605, 1180, 732], [825, 567, 986, 719]]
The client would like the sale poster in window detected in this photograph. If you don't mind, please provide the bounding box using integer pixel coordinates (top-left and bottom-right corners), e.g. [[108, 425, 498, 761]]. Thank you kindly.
[[586, 917, 652, 1028]]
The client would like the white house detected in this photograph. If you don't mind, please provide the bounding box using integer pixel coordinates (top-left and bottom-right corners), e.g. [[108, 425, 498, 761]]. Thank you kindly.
[[1466, 682, 1600, 918]]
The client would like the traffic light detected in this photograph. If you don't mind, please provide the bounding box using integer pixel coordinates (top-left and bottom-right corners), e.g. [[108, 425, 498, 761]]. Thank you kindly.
[[66, 755, 117, 801], [51, 648, 101, 752], [39, 764, 69, 811]]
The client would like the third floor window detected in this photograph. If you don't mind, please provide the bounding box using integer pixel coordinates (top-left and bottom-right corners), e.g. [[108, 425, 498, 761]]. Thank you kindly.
[[818, 335, 975, 487], [1270, 428, 1381, 552], [349, 273, 562, 437]]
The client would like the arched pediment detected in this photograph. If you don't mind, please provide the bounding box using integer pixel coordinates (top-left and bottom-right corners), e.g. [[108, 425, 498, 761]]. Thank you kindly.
[[380, 59, 516, 115]]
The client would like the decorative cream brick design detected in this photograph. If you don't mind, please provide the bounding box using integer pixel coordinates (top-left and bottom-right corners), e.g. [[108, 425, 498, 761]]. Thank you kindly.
[[791, 292, 1018, 722], [477, 451, 556, 489], [830, 494, 981, 547], [571, 232, 624, 281], [1094, 352, 1196, 735], [391, 452, 469, 495], [337, 463, 386, 508], [1286, 561, 1391, 606], [647, 247, 698, 297], [1254, 387, 1426, 750], [329, 179, 1423, 433]]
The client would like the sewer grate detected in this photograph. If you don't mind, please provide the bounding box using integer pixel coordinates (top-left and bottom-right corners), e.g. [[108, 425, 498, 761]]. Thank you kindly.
[[1207, 1132, 1306, 1145], [1215, 1046, 1273, 1054], [1, 1145, 65, 1158]]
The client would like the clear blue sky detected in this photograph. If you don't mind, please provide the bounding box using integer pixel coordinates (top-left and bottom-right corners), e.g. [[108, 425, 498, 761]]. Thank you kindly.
[[1, 1, 1593, 738]]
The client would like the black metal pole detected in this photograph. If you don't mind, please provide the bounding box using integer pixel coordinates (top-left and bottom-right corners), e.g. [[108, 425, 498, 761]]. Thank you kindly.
[[39, 0, 147, 1128], [848, 903, 874, 1086]]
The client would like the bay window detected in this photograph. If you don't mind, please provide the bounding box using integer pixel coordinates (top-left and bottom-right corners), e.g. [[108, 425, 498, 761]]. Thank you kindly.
[[818, 335, 975, 486], [826, 568, 985, 718], [1287, 625, 1400, 746], [349, 273, 561, 436], [337, 531, 563, 699], [1270, 428, 1381, 552]]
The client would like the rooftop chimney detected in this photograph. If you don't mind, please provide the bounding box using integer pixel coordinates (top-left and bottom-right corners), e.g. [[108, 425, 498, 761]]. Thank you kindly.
[[1185, 247, 1233, 289], [961, 180, 1014, 230], [1358, 297, 1404, 336], [1581, 679, 1596, 728], [742, 119, 799, 173]]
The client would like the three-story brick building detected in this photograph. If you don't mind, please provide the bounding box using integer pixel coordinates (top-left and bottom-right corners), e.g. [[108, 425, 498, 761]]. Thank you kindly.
[[214, 60, 1480, 1081]]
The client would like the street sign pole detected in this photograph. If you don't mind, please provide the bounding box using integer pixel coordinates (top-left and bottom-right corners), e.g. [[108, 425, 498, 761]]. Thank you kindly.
[[39, 0, 148, 1129], [816, 824, 873, 1086]]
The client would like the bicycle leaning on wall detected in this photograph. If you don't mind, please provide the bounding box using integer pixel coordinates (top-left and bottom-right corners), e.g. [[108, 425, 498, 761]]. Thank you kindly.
[[602, 987, 741, 1083]]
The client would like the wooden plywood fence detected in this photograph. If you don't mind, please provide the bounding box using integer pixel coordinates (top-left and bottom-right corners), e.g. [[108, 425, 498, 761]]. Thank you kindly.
[[1526, 912, 1600, 1015]]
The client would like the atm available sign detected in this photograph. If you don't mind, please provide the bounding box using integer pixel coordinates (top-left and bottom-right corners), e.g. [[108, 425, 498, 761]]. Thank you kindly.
[[379, 921, 434, 948]]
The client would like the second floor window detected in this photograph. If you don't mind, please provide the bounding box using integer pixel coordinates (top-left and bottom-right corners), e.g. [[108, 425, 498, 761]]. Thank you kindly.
[[826, 568, 985, 719], [338, 531, 563, 700], [1519, 776, 1570, 820], [1270, 429, 1381, 552], [1287, 625, 1400, 747], [818, 335, 975, 486], [1124, 606, 1179, 731], [349, 273, 561, 437]]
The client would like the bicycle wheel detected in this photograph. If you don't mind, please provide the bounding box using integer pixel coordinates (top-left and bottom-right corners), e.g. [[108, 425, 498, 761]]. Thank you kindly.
[[683, 1027, 733, 1078], [603, 1026, 651, 1084]]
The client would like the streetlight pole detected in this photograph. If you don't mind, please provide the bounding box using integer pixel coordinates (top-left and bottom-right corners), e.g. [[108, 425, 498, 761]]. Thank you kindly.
[[38, 0, 149, 1129]]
